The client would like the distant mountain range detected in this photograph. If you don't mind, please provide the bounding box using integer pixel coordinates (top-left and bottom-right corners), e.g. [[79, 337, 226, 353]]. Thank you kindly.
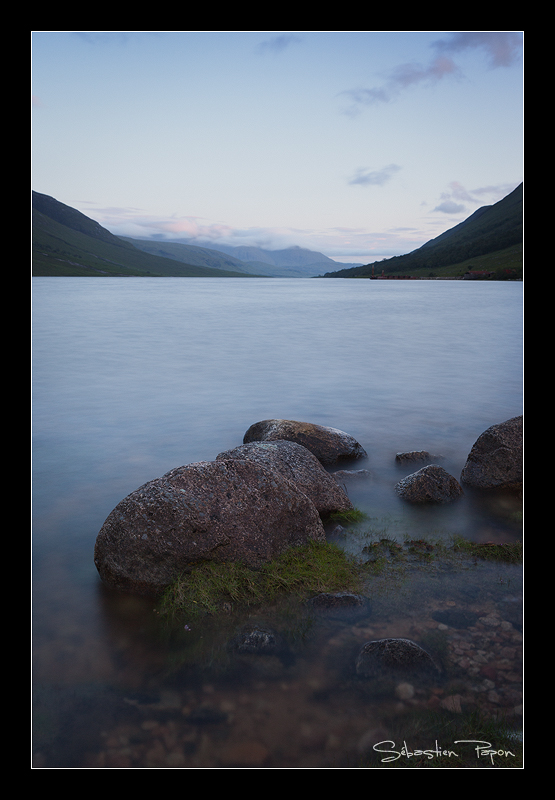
[[120, 238, 358, 278], [322, 183, 523, 279], [32, 184, 522, 279], [32, 191, 359, 278]]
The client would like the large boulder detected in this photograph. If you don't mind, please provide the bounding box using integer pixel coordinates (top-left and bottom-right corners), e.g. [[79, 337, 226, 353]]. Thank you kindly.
[[243, 419, 367, 466], [395, 464, 463, 504], [460, 415, 523, 492], [94, 459, 326, 596], [216, 440, 353, 518]]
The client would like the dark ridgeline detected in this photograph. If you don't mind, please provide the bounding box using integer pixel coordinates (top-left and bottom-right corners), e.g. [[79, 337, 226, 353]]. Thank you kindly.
[[321, 183, 523, 280]]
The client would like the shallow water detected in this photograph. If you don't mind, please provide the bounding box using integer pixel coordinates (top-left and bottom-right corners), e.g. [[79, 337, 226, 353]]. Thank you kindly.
[[32, 277, 523, 768]]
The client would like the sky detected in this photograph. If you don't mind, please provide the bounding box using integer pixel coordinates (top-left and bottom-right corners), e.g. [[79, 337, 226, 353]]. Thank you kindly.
[[31, 31, 523, 264]]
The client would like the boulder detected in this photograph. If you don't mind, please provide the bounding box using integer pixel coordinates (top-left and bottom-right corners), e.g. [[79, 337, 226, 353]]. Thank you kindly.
[[216, 440, 353, 518], [94, 459, 326, 596], [395, 450, 442, 465], [395, 464, 463, 504], [356, 638, 439, 678], [243, 419, 367, 466], [460, 415, 523, 492]]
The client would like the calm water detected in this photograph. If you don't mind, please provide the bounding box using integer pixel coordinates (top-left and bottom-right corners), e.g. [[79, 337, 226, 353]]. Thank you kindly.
[[32, 278, 523, 768]]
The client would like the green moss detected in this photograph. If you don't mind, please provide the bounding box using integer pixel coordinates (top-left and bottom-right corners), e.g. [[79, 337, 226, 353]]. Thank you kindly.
[[158, 540, 364, 620], [157, 531, 522, 623], [328, 507, 368, 525], [451, 536, 523, 564]]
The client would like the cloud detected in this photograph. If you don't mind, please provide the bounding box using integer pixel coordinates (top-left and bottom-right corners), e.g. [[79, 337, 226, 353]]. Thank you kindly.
[[468, 183, 520, 199], [340, 55, 460, 113], [340, 31, 522, 114], [88, 204, 311, 250], [431, 31, 523, 69], [348, 163, 401, 186], [387, 55, 460, 91], [431, 180, 521, 214], [433, 200, 466, 214], [79, 203, 233, 241], [82, 202, 426, 259], [72, 32, 132, 46], [256, 34, 302, 55]]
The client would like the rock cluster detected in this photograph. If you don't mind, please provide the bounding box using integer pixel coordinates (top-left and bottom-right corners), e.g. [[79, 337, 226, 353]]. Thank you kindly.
[[394, 415, 522, 504], [93, 415, 522, 596], [94, 420, 364, 596]]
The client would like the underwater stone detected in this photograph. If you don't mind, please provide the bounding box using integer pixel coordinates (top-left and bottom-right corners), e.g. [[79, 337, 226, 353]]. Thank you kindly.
[[356, 638, 439, 678]]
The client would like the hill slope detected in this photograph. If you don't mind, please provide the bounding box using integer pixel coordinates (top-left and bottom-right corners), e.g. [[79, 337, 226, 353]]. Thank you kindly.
[[322, 183, 523, 279], [32, 192, 256, 277]]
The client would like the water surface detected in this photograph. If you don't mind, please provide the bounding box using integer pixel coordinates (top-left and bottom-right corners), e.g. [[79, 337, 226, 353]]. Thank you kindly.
[[32, 278, 523, 768]]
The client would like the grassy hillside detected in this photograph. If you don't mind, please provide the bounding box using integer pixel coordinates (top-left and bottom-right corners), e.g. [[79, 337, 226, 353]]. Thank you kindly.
[[32, 191, 256, 277], [322, 183, 523, 280]]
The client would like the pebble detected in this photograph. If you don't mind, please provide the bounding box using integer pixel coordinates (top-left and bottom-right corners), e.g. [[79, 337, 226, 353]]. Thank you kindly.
[[395, 682, 415, 700]]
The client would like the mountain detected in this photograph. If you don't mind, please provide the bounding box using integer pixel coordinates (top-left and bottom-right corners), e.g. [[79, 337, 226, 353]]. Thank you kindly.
[[321, 183, 523, 279], [120, 238, 318, 278], [131, 239, 363, 278], [205, 242, 363, 276], [118, 238, 262, 276], [32, 190, 361, 278], [32, 191, 257, 277]]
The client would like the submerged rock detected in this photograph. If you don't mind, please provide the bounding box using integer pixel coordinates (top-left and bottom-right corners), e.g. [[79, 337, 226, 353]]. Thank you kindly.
[[432, 609, 479, 629], [356, 638, 439, 678], [229, 625, 282, 655], [243, 419, 367, 466], [216, 440, 353, 519], [228, 624, 296, 669], [395, 464, 463, 504], [332, 469, 372, 482], [395, 450, 442, 465], [307, 591, 370, 619], [94, 459, 325, 596], [461, 415, 523, 492]]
